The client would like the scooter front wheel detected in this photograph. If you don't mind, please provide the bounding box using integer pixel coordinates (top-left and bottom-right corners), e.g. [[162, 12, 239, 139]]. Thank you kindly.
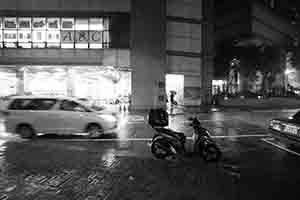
[[151, 138, 176, 159], [201, 144, 221, 162]]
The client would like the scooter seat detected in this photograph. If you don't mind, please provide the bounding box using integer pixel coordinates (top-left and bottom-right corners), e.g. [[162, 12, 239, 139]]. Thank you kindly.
[[155, 128, 185, 142]]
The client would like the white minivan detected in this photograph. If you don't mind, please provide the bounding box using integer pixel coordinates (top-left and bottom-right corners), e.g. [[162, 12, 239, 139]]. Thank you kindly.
[[1, 96, 118, 138]]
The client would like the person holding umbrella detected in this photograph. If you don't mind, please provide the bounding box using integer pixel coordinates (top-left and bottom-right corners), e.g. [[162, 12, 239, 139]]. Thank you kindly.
[[169, 90, 178, 106]]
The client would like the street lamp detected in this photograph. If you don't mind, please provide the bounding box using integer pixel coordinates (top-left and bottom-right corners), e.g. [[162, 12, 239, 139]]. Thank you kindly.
[[284, 68, 294, 75], [284, 68, 295, 95]]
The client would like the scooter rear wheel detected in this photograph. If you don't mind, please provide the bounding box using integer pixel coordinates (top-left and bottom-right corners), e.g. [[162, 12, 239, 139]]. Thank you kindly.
[[151, 138, 175, 159], [201, 144, 221, 162]]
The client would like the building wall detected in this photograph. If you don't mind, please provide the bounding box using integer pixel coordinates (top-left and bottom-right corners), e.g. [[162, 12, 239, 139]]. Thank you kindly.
[[166, 0, 214, 105], [251, 2, 297, 46], [0, 0, 130, 12], [0, 49, 130, 67], [201, 0, 214, 104], [130, 0, 166, 109], [166, 0, 202, 75]]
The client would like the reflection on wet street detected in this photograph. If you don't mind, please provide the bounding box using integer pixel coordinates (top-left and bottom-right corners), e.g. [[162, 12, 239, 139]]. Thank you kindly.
[[0, 110, 300, 199]]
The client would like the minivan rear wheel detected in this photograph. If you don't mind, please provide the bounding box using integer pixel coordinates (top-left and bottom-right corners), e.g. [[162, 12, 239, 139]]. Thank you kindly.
[[86, 124, 103, 138], [16, 125, 35, 139]]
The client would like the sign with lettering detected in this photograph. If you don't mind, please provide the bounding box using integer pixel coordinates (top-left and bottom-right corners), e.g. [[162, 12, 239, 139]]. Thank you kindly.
[[62, 18, 74, 30], [48, 18, 59, 29], [32, 18, 46, 29], [75, 31, 89, 43], [0, 15, 130, 49], [4, 18, 17, 29], [18, 18, 31, 29], [61, 31, 74, 43], [89, 31, 102, 43]]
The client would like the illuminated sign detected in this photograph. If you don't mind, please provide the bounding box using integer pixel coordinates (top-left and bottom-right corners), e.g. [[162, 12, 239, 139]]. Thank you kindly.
[[0, 16, 111, 49], [32, 18, 46, 29], [75, 31, 89, 43], [61, 31, 74, 42], [4, 17, 17, 29], [18, 18, 31, 29], [89, 31, 102, 43], [48, 18, 60, 29]]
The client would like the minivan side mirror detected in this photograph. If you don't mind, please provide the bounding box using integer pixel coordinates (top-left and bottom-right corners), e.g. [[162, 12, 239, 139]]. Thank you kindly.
[[74, 106, 85, 112]]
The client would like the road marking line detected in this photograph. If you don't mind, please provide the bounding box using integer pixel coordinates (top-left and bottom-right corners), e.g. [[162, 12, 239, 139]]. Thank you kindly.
[[209, 134, 269, 139], [43, 134, 270, 142], [261, 138, 300, 157], [0, 133, 270, 142], [127, 121, 145, 124], [34, 138, 154, 142], [181, 119, 226, 123]]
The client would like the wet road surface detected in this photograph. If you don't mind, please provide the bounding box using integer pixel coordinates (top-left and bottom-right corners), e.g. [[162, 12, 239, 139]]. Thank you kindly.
[[0, 110, 300, 199]]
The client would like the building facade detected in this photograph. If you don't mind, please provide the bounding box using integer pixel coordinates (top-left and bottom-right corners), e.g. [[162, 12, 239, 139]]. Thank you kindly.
[[0, 0, 214, 109], [214, 0, 298, 96]]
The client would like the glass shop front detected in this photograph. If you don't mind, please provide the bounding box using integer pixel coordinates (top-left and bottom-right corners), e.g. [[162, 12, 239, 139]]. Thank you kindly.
[[0, 65, 131, 106]]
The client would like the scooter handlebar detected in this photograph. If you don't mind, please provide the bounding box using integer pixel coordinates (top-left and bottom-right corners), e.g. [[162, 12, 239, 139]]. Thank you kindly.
[[188, 117, 201, 126]]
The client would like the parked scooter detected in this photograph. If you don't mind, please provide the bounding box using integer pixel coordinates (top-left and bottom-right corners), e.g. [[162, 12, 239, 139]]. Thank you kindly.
[[150, 117, 221, 162]]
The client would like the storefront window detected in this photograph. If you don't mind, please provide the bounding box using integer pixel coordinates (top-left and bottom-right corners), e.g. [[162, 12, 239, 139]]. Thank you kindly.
[[0, 69, 17, 96], [0, 65, 132, 104], [0, 16, 114, 49], [24, 66, 68, 96]]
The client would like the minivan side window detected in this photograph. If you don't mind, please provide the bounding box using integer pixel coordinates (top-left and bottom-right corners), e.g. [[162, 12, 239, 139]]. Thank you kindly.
[[8, 99, 57, 110], [59, 100, 89, 112]]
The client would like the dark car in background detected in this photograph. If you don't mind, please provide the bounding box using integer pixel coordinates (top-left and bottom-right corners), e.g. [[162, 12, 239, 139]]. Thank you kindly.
[[269, 111, 300, 142]]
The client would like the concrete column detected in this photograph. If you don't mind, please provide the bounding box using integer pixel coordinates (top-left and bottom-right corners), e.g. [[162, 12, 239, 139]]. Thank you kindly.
[[66, 67, 74, 97], [131, 0, 166, 110], [16, 67, 25, 95], [201, 0, 215, 105], [280, 49, 287, 95]]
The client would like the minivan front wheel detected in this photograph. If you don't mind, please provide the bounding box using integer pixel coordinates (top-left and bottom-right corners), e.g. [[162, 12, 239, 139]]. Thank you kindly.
[[16, 125, 35, 139], [86, 124, 103, 138]]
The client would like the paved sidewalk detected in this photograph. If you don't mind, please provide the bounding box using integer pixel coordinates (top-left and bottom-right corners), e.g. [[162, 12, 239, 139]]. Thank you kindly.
[[0, 140, 237, 200]]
